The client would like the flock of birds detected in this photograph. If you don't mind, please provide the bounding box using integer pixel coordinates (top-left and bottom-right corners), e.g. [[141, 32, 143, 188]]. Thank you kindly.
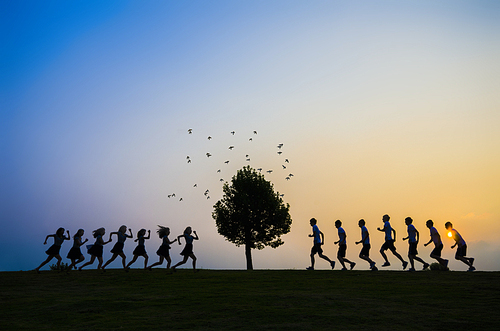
[[167, 129, 294, 202]]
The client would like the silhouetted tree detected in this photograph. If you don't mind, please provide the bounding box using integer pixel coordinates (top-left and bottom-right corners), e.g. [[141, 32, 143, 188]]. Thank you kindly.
[[213, 166, 292, 270]]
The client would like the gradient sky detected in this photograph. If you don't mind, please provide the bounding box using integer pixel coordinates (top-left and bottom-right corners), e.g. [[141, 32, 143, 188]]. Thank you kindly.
[[2, 0, 499, 271]]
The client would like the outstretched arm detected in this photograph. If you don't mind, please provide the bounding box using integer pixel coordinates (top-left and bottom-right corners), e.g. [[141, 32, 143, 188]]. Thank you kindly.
[[177, 235, 183, 245]]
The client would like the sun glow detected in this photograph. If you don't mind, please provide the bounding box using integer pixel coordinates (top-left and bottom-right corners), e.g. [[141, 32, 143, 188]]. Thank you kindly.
[[448, 232, 453, 238]]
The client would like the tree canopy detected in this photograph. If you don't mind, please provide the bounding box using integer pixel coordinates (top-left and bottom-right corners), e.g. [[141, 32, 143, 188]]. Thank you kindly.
[[213, 166, 292, 270]]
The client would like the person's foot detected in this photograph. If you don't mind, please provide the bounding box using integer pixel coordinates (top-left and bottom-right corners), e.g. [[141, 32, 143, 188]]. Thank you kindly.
[[306, 266, 314, 270], [371, 266, 378, 271], [350, 262, 356, 270], [423, 263, 430, 270], [382, 262, 390, 267], [370, 262, 376, 269], [468, 266, 476, 272], [341, 267, 348, 271], [443, 259, 449, 268], [330, 261, 335, 269], [402, 261, 408, 270]]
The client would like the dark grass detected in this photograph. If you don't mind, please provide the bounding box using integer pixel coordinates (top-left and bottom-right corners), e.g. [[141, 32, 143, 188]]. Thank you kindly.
[[1, 269, 499, 330]]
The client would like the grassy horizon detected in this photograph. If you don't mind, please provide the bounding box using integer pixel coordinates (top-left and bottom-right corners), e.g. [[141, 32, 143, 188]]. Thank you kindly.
[[1, 269, 499, 330]]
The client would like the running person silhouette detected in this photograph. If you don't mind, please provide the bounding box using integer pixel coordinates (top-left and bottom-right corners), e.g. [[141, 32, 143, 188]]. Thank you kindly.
[[377, 214, 408, 270], [307, 218, 335, 270]]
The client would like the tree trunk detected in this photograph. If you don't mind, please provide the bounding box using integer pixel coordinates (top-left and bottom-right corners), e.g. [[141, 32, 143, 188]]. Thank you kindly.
[[245, 243, 253, 270]]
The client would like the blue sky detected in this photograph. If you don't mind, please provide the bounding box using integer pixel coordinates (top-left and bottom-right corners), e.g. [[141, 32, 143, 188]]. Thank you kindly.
[[2, 1, 500, 271]]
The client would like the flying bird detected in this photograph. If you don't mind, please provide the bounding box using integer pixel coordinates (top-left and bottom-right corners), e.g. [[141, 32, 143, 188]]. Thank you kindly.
[[277, 151, 282, 155], [267, 170, 273, 173], [279, 194, 284, 197], [172, 193, 176, 197], [187, 159, 192, 163], [220, 178, 224, 182], [207, 196, 210, 199], [186, 156, 190, 159], [257, 168, 262, 172], [193, 184, 197, 187], [224, 160, 229, 164], [217, 169, 221, 173], [277, 143, 283, 148], [285, 177, 290, 181], [167, 195, 172, 198], [288, 173, 294, 177], [246, 159, 251, 162], [285, 159, 289, 163], [188, 129, 193, 134], [231, 131, 235, 135], [207, 136, 212, 140], [206, 153, 212, 157], [249, 138, 253, 141], [253, 131, 257, 134], [229, 146, 234, 150], [179, 198, 183, 201], [282, 165, 286, 169]]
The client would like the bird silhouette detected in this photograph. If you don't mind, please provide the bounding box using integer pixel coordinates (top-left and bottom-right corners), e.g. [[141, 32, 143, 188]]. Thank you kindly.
[[179, 198, 183, 201], [285, 177, 290, 181], [277, 151, 282, 155], [187, 159, 192, 163], [172, 193, 176, 197], [257, 168, 262, 172], [224, 160, 229, 164], [288, 173, 294, 177], [282, 165, 286, 169], [217, 169, 221, 173], [267, 170, 273, 173], [246, 158, 251, 162], [220, 178, 224, 182], [285, 159, 289, 163], [253, 131, 257, 134], [207, 136, 212, 140], [186, 156, 190, 159], [279, 194, 284, 197], [228, 146, 234, 150], [249, 138, 253, 141], [207, 196, 210, 199], [193, 184, 197, 187], [277, 143, 283, 148], [231, 131, 235, 135], [188, 129, 193, 134], [167, 195, 172, 198], [206, 153, 212, 157]]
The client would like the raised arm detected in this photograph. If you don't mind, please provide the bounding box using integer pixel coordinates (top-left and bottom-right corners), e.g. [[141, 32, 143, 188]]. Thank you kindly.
[[64, 230, 71, 240], [177, 234, 184, 245], [192, 231, 199, 240], [144, 230, 151, 240], [126, 228, 133, 238]]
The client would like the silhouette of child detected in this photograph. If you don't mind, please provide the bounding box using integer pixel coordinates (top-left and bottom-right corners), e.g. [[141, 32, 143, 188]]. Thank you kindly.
[[377, 214, 408, 270], [445, 222, 475, 271], [102, 225, 133, 271], [423, 220, 448, 268], [334, 220, 355, 270], [172, 227, 199, 272], [402, 217, 429, 271], [126, 229, 151, 270], [147, 226, 178, 271], [66, 229, 88, 271], [79, 228, 111, 270], [355, 219, 377, 271], [307, 218, 335, 270], [35, 227, 70, 273]]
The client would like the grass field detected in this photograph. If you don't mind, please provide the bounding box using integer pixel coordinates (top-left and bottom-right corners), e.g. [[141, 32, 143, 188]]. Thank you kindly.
[[1, 268, 499, 330]]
